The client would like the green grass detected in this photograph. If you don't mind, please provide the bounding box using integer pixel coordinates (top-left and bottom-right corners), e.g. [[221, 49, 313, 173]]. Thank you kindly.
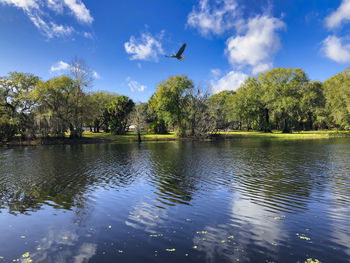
[[83, 131, 176, 142], [83, 130, 350, 143], [220, 130, 350, 140]]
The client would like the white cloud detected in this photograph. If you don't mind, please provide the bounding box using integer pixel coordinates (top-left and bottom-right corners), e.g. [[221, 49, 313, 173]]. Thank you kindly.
[[326, 0, 350, 29], [252, 63, 272, 75], [210, 68, 221, 78], [211, 70, 248, 94], [187, 0, 238, 36], [63, 0, 93, 24], [0, 0, 93, 39], [93, 71, 100, 79], [322, 35, 350, 63], [225, 15, 285, 72], [50, 61, 70, 72], [127, 77, 147, 92], [0, 0, 38, 10], [83, 32, 93, 39], [124, 31, 164, 61], [47, 0, 63, 13]]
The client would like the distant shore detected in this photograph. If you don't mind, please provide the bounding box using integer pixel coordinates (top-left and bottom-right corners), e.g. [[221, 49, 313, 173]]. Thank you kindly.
[[1, 130, 349, 146]]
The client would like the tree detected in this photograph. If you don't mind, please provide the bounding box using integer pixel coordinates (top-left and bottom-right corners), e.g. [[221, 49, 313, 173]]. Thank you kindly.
[[324, 68, 350, 130], [128, 103, 147, 142], [86, 91, 119, 133], [106, 95, 134, 135], [208, 90, 236, 131], [33, 76, 76, 137], [299, 81, 325, 130], [259, 68, 308, 133], [228, 77, 268, 131], [68, 57, 94, 138], [147, 96, 168, 134], [0, 72, 38, 140], [152, 75, 194, 136]]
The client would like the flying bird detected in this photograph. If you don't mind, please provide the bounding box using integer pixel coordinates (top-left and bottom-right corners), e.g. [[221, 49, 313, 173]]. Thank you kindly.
[[165, 43, 186, 61]]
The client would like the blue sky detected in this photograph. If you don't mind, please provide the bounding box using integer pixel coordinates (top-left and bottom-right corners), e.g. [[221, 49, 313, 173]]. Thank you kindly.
[[0, 0, 350, 101]]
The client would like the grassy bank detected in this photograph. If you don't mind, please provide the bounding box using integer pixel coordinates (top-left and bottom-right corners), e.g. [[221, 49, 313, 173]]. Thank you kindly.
[[2, 130, 349, 146], [221, 130, 350, 139], [83, 131, 176, 143]]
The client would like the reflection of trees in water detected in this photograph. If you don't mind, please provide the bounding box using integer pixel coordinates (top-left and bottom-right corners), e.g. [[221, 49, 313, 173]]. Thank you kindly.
[[0, 144, 144, 215], [146, 142, 207, 207], [214, 139, 334, 214], [144, 139, 335, 211]]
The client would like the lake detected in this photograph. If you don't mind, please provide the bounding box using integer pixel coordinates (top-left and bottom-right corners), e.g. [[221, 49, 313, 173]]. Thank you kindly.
[[0, 139, 349, 263]]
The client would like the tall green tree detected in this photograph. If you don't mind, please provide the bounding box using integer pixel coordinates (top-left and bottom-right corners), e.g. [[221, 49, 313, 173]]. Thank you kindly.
[[152, 75, 194, 136], [86, 91, 119, 133], [106, 95, 134, 135], [33, 76, 76, 137], [208, 90, 236, 131], [324, 68, 350, 130], [299, 81, 325, 130], [0, 72, 38, 140], [259, 68, 308, 133]]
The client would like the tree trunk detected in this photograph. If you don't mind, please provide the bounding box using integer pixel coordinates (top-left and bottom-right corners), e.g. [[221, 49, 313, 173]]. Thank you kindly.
[[282, 117, 291, 133], [307, 112, 313, 130], [264, 108, 271, 133], [137, 131, 141, 143]]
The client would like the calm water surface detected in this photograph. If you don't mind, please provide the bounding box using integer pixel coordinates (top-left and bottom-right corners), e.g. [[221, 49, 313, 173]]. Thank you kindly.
[[0, 139, 350, 263]]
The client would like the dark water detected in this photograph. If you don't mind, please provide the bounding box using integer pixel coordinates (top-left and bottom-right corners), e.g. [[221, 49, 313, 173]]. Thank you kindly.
[[0, 139, 350, 263]]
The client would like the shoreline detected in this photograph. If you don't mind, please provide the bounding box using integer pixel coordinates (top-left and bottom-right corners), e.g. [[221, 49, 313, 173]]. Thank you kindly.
[[1, 130, 349, 146]]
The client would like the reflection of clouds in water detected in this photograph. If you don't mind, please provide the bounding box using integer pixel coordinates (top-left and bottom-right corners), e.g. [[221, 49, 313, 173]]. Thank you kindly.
[[193, 194, 286, 262], [125, 202, 167, 234], [329, 205, 350, 257], [230, 195, 286, 245], [21, 229, 97, 263], [193, 226, 237, 263], [73, 243, 97, 263]]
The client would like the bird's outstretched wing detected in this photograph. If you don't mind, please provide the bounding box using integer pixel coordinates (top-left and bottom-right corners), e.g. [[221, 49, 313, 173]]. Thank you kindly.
[[176, 43, 186, 57]]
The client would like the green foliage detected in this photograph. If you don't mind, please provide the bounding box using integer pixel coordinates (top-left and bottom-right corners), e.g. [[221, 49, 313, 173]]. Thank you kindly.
[[147, 120, 168, 134], [86, 91, 119, 133], [0, 72, 39, 139], [2, 67, 350, 142], [260, 68, 308, 132], [324, 68, 350, 130], [208, 90, 235, 130], [106, 95, 134, 135], [34, 75, 78, 137], [152, 75, 194, 136]]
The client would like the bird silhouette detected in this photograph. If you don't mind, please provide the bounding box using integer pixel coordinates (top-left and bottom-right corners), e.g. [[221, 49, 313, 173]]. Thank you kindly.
[[165, 43, 186, 61]]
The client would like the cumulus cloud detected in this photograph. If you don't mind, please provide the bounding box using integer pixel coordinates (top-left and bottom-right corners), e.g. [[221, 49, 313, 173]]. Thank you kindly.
[[0, 0, 93, 38], [322, 1, 350, 63], [325, 0, 350, 29], [127, 77, 147, 92], [124, 31, 164, 61], [63, 0, 93, 24], [211, 70, 248, 94], [187, 0, 238, 36], [252, 63, 272, 75], [225, 15, 285, 72], [50, 61, 70, 72], [322, 35, 350, 63]]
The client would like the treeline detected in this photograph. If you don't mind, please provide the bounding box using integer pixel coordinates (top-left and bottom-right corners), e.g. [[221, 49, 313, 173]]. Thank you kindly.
[[1, 64, 350, 142]]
